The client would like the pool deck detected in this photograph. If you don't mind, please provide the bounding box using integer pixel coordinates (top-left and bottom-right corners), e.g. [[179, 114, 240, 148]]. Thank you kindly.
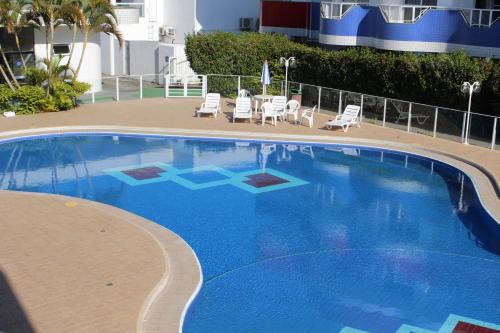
[[0, 97, 498, 333]]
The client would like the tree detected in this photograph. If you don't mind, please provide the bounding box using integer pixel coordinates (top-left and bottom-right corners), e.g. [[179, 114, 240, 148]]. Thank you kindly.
[[0, 1, 21, 89], [74, 0, 122, 82], [29, 0, 81, 96], [2, 0, 31, 71]]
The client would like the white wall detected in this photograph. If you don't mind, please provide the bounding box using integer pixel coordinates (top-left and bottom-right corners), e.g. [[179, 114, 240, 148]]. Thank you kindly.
[[370, 0, 405, 5], [162, 0, 196, 42], [437, 0, 476, 8], [128, 41, 160, 75], [34, 28, 102, 92], [195, 0, 260, 33]]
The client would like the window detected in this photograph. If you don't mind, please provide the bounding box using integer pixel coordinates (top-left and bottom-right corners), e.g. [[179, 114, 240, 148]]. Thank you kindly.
[[53, 44, 70, 55], [0, 27, 34, 52], [405, 0, 437, 5]]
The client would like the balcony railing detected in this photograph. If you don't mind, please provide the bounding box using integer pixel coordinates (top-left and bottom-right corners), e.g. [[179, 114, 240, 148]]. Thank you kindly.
[[113, 0, 145, 23], [321, 1, 368, 19], [461, 9, 500, 28], [379, 5, 432, 24], [321, 1, 500, 27], [79, 74, 499, 151]]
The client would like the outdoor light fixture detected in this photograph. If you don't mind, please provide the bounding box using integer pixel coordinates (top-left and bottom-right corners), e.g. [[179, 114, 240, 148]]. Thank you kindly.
[[280, 57, 296, 98], [461, 81, 481, 145]]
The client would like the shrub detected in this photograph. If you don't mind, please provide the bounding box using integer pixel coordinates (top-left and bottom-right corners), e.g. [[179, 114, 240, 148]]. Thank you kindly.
[[0, 85, 15, 111], [13, 86, 56, 114], [51, 81, 90, 110], [25, 67, 49, 86], [186, 32, 499, 116]]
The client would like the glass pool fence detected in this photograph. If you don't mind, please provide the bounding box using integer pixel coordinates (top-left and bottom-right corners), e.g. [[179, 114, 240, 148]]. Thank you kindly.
[[79, 74, 498, 151]]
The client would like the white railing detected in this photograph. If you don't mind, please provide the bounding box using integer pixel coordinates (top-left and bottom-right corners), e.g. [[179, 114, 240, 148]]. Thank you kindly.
[[461, 9, 500, 28], [321, 2, 368, 19], [80, 74, 499, 151], [380, 5, 432, 23], [321, 1, 500, 27]]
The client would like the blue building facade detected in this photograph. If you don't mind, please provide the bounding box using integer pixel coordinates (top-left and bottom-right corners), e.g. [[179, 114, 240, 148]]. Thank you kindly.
[[319, 4, 500, 58], [260, 1, 500, 58]]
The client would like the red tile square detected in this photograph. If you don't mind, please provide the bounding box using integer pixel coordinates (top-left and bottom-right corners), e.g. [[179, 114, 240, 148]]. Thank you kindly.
[[453, 321, 500, 333], [122, 166, 166, 180], [244, 173, 289, 188]]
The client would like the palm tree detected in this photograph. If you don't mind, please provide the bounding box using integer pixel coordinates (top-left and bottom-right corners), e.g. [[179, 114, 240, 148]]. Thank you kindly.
[[30, 0, 81, 95], [2, 0, 31, 71], [0, 1, 21, 89], [60, 1, 84, 80], [74, 0, 122, 82]]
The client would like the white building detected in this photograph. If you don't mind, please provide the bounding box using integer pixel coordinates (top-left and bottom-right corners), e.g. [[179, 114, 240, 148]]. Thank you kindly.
[[101, 0, 260, 78]]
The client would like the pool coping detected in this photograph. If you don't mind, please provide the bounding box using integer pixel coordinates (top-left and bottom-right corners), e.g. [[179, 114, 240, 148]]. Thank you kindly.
[[0, 125, 498, 333]]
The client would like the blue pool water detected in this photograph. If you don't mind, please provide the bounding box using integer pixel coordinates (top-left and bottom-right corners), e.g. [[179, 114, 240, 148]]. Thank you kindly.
[[0, 134, 498, 333]]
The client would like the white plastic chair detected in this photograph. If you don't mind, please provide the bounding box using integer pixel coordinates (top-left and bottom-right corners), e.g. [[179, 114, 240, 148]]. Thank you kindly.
[[271, 96, 287, 121], [300, 105, 316, 128], [197, 93, 221, 118], [233, 97, 252, 123], [238, 89, 252, 98], [261, 102, 278, 126], [325, 105, 361, 132], [284, 100, 300, 124]]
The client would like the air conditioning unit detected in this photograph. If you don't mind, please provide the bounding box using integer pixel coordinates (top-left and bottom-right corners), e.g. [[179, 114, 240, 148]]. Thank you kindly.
[[159, 26, 176, 42], [166, 27, 176, 37], [239, 17, 253, 31]]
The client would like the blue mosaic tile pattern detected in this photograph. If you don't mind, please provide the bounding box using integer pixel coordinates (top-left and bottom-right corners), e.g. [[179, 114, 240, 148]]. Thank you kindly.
[[103, 162, 308, 194], [342, 314, 500, 333]]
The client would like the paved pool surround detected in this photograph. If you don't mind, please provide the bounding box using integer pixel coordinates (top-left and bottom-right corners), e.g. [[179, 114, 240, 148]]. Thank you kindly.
[[0, 98, 498, 333]]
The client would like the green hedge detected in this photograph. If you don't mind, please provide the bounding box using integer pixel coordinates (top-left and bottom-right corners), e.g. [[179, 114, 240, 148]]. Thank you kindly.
[[186, 32, 499, 116], [0, 81, 90, 114]]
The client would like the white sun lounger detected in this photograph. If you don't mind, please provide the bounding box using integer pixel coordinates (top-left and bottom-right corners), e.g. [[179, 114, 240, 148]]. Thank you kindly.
[[197, 93, 221, 118], [233, 97, 252, 123], [325, 105, 361, 132]]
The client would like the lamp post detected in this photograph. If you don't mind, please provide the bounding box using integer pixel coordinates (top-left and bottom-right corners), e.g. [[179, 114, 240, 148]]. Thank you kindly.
[[461, 81, 481, 145], [280, 57, 296, 98]]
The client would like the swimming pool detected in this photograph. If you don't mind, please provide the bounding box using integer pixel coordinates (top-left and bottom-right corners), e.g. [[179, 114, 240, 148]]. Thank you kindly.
[[0, 133, 498, 333]]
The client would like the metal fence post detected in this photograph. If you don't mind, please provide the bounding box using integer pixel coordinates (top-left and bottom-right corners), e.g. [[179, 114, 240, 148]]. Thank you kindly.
[[139, 75, 143, 100], [360, 94, 364, 123], [407, 102, 412, 132], [433, 107, 438, 138], [492, 117, 498, 150], [461, 114, 467, 143], [167, 74, 170, 98], [91, 92, 95, 104], [317, 87, 322, 113], [202, 75, 207, 97], [183, 78, 188, 97], [237, 76, 241, 95], [338, 90, 343, 114], [115, 77, 119, 101], [382, 98, 387, 127]]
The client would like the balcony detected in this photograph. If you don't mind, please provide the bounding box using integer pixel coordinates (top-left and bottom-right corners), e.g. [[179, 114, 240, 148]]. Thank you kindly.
[[113, 0, 144, 24]]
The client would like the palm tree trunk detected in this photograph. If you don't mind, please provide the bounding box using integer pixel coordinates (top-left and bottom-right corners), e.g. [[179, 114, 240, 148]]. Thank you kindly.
[[0, 65, 15, 91], [46, 21, 55, 97], [73, 30, 89, 82], [0, 47, 20, 89], [14, 32, 27, 70], [64, 23, 78, 80]]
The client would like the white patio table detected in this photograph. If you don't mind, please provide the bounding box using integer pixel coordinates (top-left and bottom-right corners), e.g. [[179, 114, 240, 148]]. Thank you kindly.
[[252, 94, 273, 115]]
